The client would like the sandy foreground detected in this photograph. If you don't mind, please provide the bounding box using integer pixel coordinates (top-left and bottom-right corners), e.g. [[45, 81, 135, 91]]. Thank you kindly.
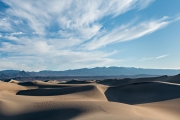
[[0, 76, 180, 120]]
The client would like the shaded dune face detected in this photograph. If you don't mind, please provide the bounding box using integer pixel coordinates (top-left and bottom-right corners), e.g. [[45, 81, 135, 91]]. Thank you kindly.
[[0, 108, 83, 120], [166, 74, 180, 84], [105, 82, 180, 104], [61, 80, 91, 84], [98, 75, 169, 86], [18, 82, 36, 86], [18, 81, 71, 88], [17, 85, 94, 96]]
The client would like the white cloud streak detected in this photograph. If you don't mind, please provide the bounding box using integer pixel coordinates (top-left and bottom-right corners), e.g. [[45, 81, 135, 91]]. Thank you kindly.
[[138, 0, 155, 10], [82, 17, 170, 50], [139, 54, 169, 61], [155, 54, 169, 59]]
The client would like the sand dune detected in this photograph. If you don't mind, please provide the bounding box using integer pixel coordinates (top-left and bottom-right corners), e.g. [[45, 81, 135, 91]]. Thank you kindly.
[[105, 81, 180, 104], [8, 79, 20, 84], [98, 75, 169, 86], [1, 77, 180, 120], [45, 80, 61, 84], [18, 80, 75, 89], [16, 85, 107, 101], [62, 80, 92, 84], [0, 81, 27, 91], [166, 74, 180, 84]]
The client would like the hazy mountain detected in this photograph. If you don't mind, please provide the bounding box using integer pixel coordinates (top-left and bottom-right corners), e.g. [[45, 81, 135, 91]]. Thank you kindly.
[[37, 67, 180, 76], [0, 67, 180, 80]]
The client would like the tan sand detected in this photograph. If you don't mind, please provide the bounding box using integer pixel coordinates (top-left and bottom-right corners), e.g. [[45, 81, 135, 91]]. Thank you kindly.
[[0, 81, 27, 90], [8, 79, 20, 84], [0, 79, 180, 120]]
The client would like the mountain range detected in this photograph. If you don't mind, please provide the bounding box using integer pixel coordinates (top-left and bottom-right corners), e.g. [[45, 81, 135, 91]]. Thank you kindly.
[[0, 67, 180, 80]]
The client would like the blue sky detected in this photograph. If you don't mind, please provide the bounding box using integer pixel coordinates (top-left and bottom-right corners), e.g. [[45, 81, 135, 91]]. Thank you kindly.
[[0, 0, 180, 71]]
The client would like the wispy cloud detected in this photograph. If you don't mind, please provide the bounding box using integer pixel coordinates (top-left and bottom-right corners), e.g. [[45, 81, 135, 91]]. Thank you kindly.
[[0, 36, 121, 71], [155, 54, 170, 59], [0, 46, 121, 71], [11, 32, 23, 35], [139, 54, 170, 61], [2, 0, 153, 36], [81, 17, 170, 50], [0, 18, 12, 31], [139, 57, 154, 62], [138, 0, 155, 10]]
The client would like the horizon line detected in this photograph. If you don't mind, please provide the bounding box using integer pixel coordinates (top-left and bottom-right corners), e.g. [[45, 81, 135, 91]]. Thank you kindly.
[[1, 66, 180, 72]]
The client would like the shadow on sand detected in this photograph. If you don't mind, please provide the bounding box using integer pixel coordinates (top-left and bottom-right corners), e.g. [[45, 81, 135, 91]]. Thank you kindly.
[[0, 108, 82, 120], [105, 82, 180, 104], [18, 82, 69, 88], [17, 85, 94, 96]]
